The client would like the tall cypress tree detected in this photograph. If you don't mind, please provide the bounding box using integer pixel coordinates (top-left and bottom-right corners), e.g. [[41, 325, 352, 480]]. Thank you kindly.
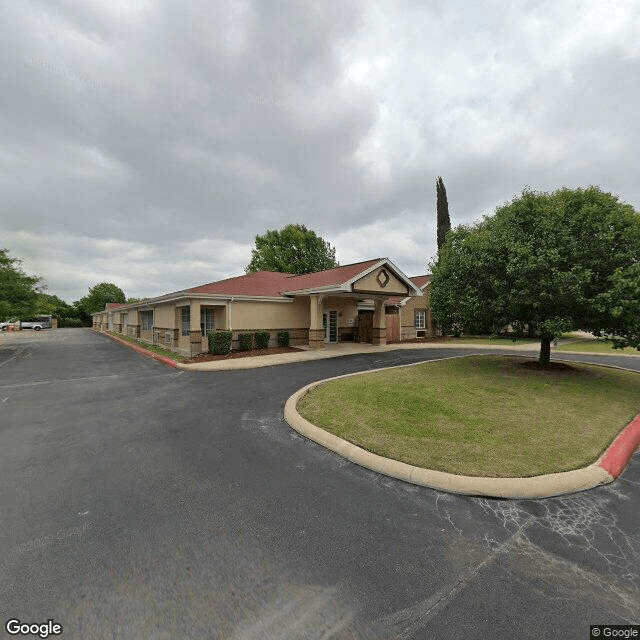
[[436, 176, 451, 255]]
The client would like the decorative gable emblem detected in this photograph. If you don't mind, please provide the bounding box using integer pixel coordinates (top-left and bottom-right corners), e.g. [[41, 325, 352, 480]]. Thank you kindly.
[[377, 269, 390, 288]]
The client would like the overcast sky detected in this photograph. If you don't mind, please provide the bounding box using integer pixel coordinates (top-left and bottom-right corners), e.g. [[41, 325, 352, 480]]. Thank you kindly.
[[2, 0, 639, 302]]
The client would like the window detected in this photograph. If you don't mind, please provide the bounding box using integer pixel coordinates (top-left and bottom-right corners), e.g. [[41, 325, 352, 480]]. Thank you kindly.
[[181, 307, 190, 337], [140, 310, 153, 331], [415, 309, 426, 329], [201, 308, 214, 334]]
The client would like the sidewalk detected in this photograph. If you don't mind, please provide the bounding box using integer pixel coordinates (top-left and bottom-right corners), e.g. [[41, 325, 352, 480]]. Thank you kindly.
[[93, 328, 639, 372], [176, 337, 639, 371]]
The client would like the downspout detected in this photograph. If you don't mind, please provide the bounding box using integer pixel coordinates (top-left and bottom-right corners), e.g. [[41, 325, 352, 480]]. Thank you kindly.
[[228, 296, 233, 332]]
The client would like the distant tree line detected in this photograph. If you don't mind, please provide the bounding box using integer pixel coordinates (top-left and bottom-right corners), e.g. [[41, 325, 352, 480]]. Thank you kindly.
[[0, 248, 127, 326]]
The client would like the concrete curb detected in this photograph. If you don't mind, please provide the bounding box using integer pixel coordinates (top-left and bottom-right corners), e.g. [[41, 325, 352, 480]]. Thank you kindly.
[[175, 342, 640, 372], [283, 355, 640, 499], [597, 414, 640, 478], [96, 330, 179, 369]]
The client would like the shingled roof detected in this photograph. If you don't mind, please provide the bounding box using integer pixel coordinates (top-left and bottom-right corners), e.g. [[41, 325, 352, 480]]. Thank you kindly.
[[279, 259, 383, 293], [187, 271, 293, 297], [95, 258, 420, 314], [187, 258, 384, 297]]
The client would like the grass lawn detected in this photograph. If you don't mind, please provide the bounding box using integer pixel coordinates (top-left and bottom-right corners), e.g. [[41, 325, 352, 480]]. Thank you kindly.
[[297, 355, 640, 478], [106, 331, 187, 362], [556, 338, 640, 355]]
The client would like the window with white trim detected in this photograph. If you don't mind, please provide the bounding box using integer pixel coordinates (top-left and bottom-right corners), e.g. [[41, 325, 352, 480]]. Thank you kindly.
[[181, 307, 190, 336], [140, 310, 153, 331], [200, 308, 214, 334], [415, 309, 426, 329]]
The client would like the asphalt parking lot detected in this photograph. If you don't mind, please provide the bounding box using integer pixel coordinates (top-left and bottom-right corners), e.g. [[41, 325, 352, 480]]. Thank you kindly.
[[1, 328, 639, 639]]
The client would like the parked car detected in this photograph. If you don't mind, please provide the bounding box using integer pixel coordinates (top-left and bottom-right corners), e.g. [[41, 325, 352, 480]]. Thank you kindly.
[[19, 316, 53, 331], [2, 316, 54, 331], [0, 318, 20, 331]]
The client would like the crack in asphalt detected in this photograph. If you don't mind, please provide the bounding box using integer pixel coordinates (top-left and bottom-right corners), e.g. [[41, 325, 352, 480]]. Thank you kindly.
[[376, 515, 536, 638], [2, 334, 639, 639], [0, 371, 182, 389]]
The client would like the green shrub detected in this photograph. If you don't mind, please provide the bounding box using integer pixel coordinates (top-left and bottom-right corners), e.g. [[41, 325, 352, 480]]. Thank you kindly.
[[238, 332, 253, 351], [208, 330, 232, 355], [255, 330, 270, 349], [450, 323, 463, 337], [58, 317, 83, 328], [277, 330, 290, 347]]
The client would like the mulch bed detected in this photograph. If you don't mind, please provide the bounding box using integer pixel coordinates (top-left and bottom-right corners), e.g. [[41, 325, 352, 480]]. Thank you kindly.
[[519, 360, 577, 372], [183, 346, 304, 363]]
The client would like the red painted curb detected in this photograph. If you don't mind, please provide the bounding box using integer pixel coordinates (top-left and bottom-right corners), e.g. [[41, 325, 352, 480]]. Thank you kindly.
[[597, 414, 640, 478], [99, 331, 178, 369]]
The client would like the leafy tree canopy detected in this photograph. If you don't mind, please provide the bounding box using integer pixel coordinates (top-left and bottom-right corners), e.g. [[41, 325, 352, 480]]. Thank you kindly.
[[0, 248, 43, 320], [429, 187, 640, 363], [34, 292, 75, 318], [245, 224, 339, 275], [76, 282, 126, 317]]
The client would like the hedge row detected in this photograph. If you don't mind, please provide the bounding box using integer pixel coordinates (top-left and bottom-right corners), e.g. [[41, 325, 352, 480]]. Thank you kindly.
[[206, 330, 290, 355]]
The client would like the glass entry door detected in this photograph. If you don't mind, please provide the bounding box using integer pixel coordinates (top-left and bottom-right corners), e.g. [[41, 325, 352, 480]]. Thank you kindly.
[[323, 310, 338, 343]]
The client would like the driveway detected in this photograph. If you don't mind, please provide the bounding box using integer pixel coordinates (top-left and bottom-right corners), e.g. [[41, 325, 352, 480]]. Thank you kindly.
[[1, 329, 638, 639]]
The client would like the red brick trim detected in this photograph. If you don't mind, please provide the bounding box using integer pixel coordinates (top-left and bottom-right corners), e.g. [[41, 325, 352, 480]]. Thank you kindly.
[[597, 414, 640, 478]]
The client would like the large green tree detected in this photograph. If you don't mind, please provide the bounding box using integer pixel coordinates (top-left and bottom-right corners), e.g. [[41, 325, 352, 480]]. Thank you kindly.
[[0, 249, 43, 320], [245, 224, 339, 274], [75, 282, 126, 320], [430, 187, 640, 364], [35, 292, 74, 318], [436, 176, 451, 256]]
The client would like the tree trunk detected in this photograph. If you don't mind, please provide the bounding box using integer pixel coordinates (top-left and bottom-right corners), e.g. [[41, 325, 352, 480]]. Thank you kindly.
[[539, 337, 551, 364]]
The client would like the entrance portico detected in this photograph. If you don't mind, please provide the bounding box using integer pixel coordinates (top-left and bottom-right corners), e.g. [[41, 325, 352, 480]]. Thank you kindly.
[[296, 260, 421, 350]]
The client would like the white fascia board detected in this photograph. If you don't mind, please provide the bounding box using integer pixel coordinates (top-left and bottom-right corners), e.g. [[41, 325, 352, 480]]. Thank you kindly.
[[283, 285, 347, 296], [222, 295, 293, 303], [384, 259, 424, 295], [127, 293, 293, 308], [341, 259, 387, 288]]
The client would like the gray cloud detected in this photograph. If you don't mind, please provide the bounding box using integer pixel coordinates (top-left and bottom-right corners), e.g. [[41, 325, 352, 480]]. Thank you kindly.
[[1, 0, 638, 301]]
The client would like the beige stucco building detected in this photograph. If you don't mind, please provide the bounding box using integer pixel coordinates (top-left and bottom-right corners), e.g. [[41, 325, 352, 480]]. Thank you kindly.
[[92, 258, 438, 356], [385, 275, 439, 342]]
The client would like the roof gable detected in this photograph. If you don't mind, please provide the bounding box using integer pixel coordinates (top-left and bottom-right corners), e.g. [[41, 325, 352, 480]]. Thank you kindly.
[[280, 259, 383, 294], [352, 266, 409, 295]]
